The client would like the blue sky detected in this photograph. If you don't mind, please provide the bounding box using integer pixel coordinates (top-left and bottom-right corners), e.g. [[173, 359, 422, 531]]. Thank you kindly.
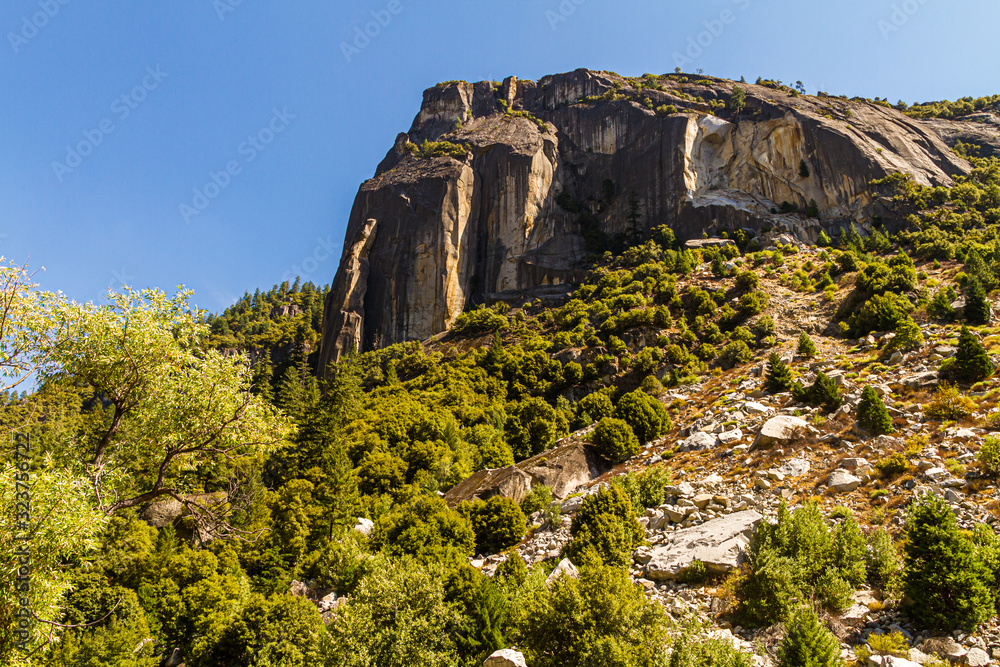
[[1, 0, 997, 312]]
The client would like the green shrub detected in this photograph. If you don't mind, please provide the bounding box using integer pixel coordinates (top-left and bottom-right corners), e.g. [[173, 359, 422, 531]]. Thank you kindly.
[[495, 551, 529, 588], [563, 485, 643, 568], [520, 484, 554, 516], [857, 386, 893, 435], [591, 417, 640, 463], [614, 390, 671, 443], [979, 436, 1000, 475], [778, 608, 843, 667], [797, 332, 817, 357], [613, 464, 672, 511], [792, 372, 842, 413], [452, 306, 509, 335], [925, 382, 978, 419], [371, 495, 475, 562], [875, 452, 908, 477], [577, 391, 615, 426], [965, 278, 991, 325], [719, 340, 753, 370], [951, 326, 995, 382], [460, 496, 528, 555], [866, 527, 902, 591], [889, 318, 924, 352], [904, 496, 994, 631]]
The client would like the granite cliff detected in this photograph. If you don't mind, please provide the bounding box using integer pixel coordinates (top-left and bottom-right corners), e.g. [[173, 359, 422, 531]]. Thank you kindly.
[[319, 69, 969, 369]]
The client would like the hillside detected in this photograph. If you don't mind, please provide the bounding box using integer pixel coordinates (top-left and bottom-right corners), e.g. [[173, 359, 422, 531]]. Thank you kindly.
[[6, 72, 1000, 667]]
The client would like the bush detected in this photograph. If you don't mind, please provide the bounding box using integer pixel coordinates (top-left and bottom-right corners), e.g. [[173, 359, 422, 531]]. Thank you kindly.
[[614, 390, 671, 443], [866, 527, 903, 591], [925, 382, 977, 420], [591, 417, 640, 463], [520, 484, 554, 516], [792, 372, 842, 413], [857, 386, 893, 435], [613, 464, 672, 511], [778, 608, 844, 667], [875, 452, 908, 477], [451, 306, 509, 335], [563, 485, 643, 568], [951, 326, 995, 382], [797, 332, 817, 357], [461, 496, 528, 555], [719, 340, 753, 370], [979, 436, 1000, 476], [765, 352, 793, 393], [513, 564, 669, 667], [889, 318, 924, 352], [371, 495, 475, 562], [903, 495, 994, 631], [965, 278, 991, 325], [852, 292, 913, 336], [577, 391, 614, 426]]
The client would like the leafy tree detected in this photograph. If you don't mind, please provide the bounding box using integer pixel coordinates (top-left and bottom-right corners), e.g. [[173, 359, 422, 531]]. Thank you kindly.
[[856, 386, 892, 435], [513, 565, 669, 667], [903, 495, 993, 631], [792, 372, 842, 413], [952, 326, 995, 382], [728, 86, 747, 112], [591, 417, 640, 463], [889, 318, 924, 352], [329, 558, 461, 667], [778, 608, 843, 667], [719, 340, 753, 369], [765, 352, 793, 393], [371, 495, 475, 562], [614, 391, 670, 444]]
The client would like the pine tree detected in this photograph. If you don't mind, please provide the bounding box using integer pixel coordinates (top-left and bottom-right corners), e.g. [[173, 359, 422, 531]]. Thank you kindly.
[[778, 608, 843, 667], [766, 352, 793, 393], [965, 278, 991, 325], [904, 495, 994, 631], [856, 385, 892, 435], [797, 332, 817, 358], [953, 325, 995, 382]]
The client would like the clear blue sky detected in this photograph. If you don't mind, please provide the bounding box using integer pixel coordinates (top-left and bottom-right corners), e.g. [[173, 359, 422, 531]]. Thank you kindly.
[[2, 0, 997, 312]]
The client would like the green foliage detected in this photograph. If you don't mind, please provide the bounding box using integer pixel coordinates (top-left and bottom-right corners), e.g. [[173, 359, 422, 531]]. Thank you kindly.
[[719, 340, 753, 370], [925, 382, 978, 420], [965, 278, 992, 325], [329, 557, 461, 667], [952, 326, 995, 382], [852, 292, 914, 336], [520, 484, 555, 516], [452, 305, 510, 335], [875, 452, 908, 477], [857, 386, 893, 435], [979, 436, 1000, 475], [778, 608, 843, 667], [614, 390, 671, 444], [737, 502, 866, 626], [728, 86, 747, 112], [512, 564, 669, 667], [866, 527, 903, 590], [903, 495, 994, 631], [507, 397, 569, 460], [591, 417, 640, 463], [564, 485, 644, 568], [460, 496, 527, 555], [668, 625, 754, 667], [300, 528, 373, 596], [889, 318, 924, 352], [406, 139, 470, 159], [766, 352, 793, 393], [792, 372, 843, 413], [797, 332, 817, 357], [371, 495, 475, 562], [612, 464, 672, 511]]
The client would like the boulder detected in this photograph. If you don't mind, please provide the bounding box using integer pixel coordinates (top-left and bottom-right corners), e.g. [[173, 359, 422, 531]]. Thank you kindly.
[[644, 510, 763, 580], [920, 638, 968, 663], [484, 649, 528, 667], [545, 558, 579, 589], [965, 648, 990, 667], [828, 469, 861, 494], [755, 416, 808, 447], [679, 431, 718, 452], [354, 517, 374, 536], [778, 458, 811, 477]]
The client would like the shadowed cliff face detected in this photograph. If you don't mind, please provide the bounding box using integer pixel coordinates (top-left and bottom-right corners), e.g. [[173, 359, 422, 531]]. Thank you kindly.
[[318, 69, 968, 371]]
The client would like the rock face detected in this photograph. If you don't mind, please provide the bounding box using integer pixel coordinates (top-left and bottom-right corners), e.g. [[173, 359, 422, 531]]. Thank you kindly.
[[319, 69, 968, 366], [443, 440, 610, 507], [644, 509, 763, 580]]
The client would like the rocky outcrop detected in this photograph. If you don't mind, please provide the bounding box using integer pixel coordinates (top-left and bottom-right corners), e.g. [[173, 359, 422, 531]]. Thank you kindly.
[[320, 69, 969, 366], [444, 439, 609, 507], [644, 510, 763, 580], [920, 113, 1000, 158]]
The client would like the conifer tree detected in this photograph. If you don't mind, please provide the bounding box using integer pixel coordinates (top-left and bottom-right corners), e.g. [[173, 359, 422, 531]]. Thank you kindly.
[[778, 608, 843, 667], [797, 332, 817, 358], [965, 277, 992, 325], [766, 352, 793, 393], [953, 325, 995, 382], [904, 495, 993, 631], [856, 385, 892, 435]]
